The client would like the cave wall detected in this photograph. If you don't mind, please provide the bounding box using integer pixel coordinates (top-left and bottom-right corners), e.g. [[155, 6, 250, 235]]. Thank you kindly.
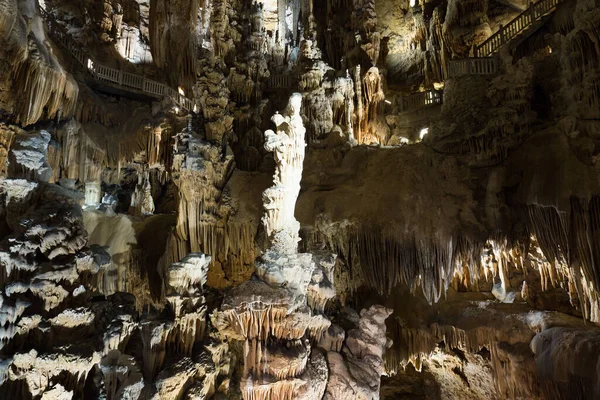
[[1, 0, 600, 399]]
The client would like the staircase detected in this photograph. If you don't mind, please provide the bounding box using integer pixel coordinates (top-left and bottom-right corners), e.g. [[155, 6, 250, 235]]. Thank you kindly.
[[447, 0, 561, 78], [40, 7, 197, 113], [475, 0, 562, 57], [476, 0, 561, 57]]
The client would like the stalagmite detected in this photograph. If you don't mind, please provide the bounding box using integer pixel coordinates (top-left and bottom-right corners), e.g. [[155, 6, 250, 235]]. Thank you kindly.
[[325, 305, 392, 399], [214, 93, 335, 399], [84, 181, 102, 206], [129, 171, 155, 216]]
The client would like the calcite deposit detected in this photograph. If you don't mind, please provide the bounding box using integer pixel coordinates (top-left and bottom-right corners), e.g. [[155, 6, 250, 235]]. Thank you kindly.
[[2, 0, 600, 398]]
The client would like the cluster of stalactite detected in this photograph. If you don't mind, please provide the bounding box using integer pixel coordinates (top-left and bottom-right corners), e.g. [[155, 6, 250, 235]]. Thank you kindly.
[[203, 0, 274, 172], [304, 207, 600, 323], [74, 89, 119, 127], [149, 0, 199, 87], [195, 58, 235, 145], [426, 8, 449, 85], [444, 0, 488, 29], [231, 103, 268, 171], [82, 209, 173, 309], [560, 4, 600, 121], [97, 0, 123, 42], [12, 59, 78, 127], [385, 318, 496, 374], [0, 0, 78, 127], [165, 220, 256, 288], [383, 316, 544, 399], [168, 121, 257, 287], [210, 0, 243, 61], [354, 0, 380, 61], [526, 200, 600, 322], [48, 117, 173, 185], [319, 0, 377, 70]]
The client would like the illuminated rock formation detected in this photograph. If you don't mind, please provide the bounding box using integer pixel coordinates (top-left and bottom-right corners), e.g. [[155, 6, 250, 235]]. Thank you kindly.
[[0, 134, 133, 398], [325, 305, 393, 399], [213, 93, 339, 399], [1, 0, 600, 398], [84, 181, 102, 206]]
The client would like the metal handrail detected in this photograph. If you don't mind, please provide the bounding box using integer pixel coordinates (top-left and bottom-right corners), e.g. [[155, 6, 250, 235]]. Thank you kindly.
[[447, 57, 498, 78], [398, 90, 443, 113], [267, 75, 291, 89], [476, 0, 561, 57], [40, 7, 197, 113]]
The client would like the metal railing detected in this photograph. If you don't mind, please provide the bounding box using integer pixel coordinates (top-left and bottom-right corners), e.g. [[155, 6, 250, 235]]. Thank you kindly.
[[447, 57, 498, 78], [398, 90, 443, 113], [476, 0, 561, 57], [265, 74, 298, 92], [40, 7, 197, 113], [329, 0, 352, 8], [267, 75, 292, 89]]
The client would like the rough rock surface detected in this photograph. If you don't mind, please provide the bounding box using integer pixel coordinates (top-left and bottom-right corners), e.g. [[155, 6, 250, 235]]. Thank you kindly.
[[1, 0, 600, 398]]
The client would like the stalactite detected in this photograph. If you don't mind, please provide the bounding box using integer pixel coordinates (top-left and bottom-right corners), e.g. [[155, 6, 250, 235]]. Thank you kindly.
[[149, 0, 199, 87], [445, 0, 488, 29], [2, 1, 79, 127], [361, 66, 385, 138], [304, 211, 600, 318], [210, 0, 235, 59], [427, 8, 448, 83], [12, 59, 78, 127], [383, 316, 538, 398], [354, 65, 363, 143], [129, 170, 155, 216]]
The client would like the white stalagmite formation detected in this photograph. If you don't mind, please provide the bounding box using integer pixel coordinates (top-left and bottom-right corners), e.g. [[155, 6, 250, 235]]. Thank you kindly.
[[261, 93, 305, 248], [257, 93, 319, 298], [214, 93, 337, 399], [212, 92, 393, 399]]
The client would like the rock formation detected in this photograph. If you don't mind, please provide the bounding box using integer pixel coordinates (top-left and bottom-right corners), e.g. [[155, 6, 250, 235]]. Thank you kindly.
[[2, 0, 600, 398]]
